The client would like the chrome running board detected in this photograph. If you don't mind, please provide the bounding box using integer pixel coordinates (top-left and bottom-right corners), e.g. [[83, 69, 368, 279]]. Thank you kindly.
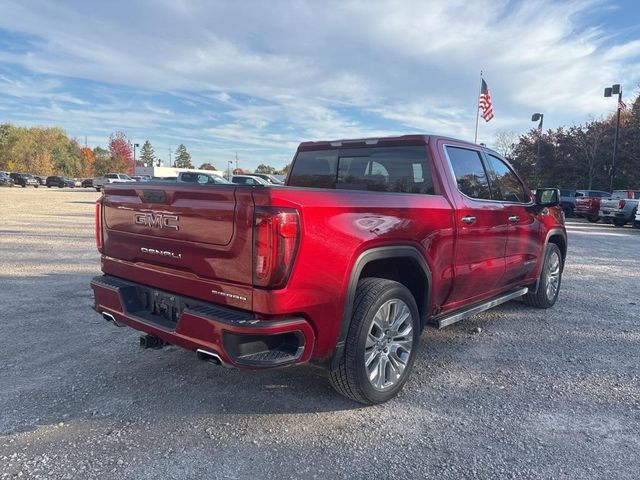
[[434, 287, 528, 329]]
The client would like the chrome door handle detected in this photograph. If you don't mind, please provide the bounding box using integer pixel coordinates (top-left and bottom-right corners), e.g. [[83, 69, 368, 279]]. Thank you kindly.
[[508, 215, 520, 222], [461, 215, 477, 224]]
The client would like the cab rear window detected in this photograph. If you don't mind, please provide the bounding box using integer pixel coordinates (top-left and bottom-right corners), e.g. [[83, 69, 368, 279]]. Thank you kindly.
[[288, 146, 435, 194]]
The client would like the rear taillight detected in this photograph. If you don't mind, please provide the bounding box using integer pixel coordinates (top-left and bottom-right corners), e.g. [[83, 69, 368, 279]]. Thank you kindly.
[[253, 207, 300, 288], [95, 199, 103, 253], [619, 200, 626, 209]]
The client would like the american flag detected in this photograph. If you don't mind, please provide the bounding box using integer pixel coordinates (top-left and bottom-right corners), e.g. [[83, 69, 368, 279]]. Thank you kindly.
[[618, 99, 627, 111], [479, 79, 494, 122]]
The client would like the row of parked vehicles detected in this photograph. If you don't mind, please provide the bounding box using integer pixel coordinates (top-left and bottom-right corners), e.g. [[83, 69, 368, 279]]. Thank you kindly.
[[0, 171, 286, 190], [560, 188, 640, 228], [0, 172, 80, 188]]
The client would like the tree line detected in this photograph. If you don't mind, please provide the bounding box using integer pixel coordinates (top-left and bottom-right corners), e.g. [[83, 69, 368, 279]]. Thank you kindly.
[[499, 93, 640, 191], [0, 126, 197, 177]]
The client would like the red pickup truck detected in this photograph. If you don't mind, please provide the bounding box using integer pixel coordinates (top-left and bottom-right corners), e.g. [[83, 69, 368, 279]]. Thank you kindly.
[[91, 135, 566, 404]]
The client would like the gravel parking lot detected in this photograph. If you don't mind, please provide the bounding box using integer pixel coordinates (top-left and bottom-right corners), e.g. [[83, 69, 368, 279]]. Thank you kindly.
[[1, 188, 639, 479]]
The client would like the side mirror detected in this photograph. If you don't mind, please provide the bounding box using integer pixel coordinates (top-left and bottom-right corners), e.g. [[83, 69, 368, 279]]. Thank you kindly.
[[535, 188, 560, 207]]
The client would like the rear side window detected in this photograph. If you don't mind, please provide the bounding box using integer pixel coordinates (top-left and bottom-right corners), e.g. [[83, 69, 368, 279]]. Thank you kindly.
[[445, 146, 491, 200], [288, 146, 434, 194], [485, 154, 528, 203]]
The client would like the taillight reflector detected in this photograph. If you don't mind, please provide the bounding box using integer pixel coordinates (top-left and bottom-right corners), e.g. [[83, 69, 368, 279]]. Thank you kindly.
[[95, 199, 103, 253], [619, 200, 626, 209], [253, 207, 300, 288]]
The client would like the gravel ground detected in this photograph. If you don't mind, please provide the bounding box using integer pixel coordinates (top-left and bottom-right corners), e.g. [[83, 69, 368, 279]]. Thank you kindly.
[[1, 188, 639, 479]]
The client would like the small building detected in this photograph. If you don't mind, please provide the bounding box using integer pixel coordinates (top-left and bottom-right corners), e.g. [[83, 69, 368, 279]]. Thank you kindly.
[[134, 166, 225, 178]]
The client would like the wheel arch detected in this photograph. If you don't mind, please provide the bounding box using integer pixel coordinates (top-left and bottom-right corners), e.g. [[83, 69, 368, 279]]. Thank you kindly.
[[330, 246, 432, 369]]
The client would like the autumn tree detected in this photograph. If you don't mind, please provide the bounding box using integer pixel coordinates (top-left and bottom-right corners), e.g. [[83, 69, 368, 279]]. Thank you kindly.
[[174, 144, 192, 168], [199, 162, 217, 170], [139, 140, 155, 167], [79, 147, 96, 177], [108, 131, 134, 174]]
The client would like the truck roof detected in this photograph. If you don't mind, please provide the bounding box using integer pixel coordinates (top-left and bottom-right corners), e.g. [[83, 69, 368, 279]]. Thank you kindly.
[[297, 134, 482, 152]]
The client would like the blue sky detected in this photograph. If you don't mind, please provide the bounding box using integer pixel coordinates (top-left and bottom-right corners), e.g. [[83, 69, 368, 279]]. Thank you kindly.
[[1, 0, 639, 170]]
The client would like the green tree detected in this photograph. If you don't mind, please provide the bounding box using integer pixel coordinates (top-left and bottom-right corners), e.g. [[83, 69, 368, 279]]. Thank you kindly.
[[174, 144, 192, 168], [139, 140, 155, 167], [93, 146, 122, 175], [255, 164, 276, 174]]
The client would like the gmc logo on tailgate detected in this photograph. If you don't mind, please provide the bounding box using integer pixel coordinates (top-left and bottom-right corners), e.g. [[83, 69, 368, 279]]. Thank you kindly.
[[134, 212, 179, 230]]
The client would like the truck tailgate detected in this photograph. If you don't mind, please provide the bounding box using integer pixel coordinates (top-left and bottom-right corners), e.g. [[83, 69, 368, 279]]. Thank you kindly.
[[100, 183, 255, 307]]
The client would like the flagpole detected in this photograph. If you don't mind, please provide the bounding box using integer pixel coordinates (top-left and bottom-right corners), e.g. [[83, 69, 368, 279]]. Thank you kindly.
[[474, 70, 483, 144]]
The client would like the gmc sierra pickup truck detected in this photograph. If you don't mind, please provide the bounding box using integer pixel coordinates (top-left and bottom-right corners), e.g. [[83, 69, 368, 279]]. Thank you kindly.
[[91, 135, 566, 404]]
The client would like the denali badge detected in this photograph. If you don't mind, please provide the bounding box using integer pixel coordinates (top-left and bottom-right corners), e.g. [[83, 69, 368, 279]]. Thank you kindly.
[[141, 247, 182, 259], [134, 212, 179, 230]]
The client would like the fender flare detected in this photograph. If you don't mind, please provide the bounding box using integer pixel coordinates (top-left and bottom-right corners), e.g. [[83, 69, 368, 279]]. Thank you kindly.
[[330, 246, 432, 369]]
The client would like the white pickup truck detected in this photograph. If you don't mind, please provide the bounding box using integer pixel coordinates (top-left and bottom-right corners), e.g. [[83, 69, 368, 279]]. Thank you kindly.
[[598, 190, 640, 227], [93, 173, 136, 191]]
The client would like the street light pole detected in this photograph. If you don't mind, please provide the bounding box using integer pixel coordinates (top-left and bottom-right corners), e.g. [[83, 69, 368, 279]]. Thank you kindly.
[[604, 84, 622, 192], [133, 143, 139, 164], [531, 113, 544, 186]]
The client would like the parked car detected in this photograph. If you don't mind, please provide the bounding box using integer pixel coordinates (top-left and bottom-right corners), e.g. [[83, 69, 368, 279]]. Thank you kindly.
[[9, 172, 39, 188], [559, 189, 577, 217], [91, 134, 566, 405], [229, 174, 270, 186], [45, 176, 76, 188], [0, 172, 15, 187], [574, 190, 611, 222], [598, 190, 640, 226], [81, 178, 95, 188], [93, 173, 136, 191], [33, 175, 47, 185], [177, 172, 232, 185], [251, 173, 284, 185]]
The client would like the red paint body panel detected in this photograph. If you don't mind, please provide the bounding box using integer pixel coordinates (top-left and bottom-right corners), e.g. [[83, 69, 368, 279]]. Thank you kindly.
[[92, 134, 565, 368]]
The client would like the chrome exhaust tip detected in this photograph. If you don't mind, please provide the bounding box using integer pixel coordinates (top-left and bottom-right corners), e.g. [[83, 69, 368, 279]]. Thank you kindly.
[[196, 349, 229, 367], [102, 311, 124, 327]]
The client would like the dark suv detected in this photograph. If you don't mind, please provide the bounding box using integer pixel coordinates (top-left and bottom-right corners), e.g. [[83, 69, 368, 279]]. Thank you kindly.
[[10, 173, 39, 188], [46, 176, 76, 188]]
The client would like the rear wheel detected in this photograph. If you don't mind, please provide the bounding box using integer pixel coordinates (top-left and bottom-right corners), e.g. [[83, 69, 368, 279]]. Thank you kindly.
[[95, 187, 101, 192], [586, 215, 599, 223], [633, 220, 640, 229], [613, 219, 626, 227], [524, 243, 562, 309], [329, 278, 420, 404]]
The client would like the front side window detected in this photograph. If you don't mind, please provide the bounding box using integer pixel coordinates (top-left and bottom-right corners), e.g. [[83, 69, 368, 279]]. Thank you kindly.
[[485, 154, 528, 203], [446, 146, 491, 200]]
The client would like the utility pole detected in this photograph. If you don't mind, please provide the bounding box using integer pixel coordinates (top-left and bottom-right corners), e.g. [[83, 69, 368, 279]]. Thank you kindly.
[[604, 84, 623, 192], [531, 113, 544, 187]]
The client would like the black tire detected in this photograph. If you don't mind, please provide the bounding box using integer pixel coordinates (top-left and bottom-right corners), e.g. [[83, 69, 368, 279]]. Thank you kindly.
[[58, 184, 64, 188], [523, 243, 562, 309], [613, 219, 626, 227], [586, 215, 599, 223], [34, 184, 38, 188], [562, 206, 574, 218], [329, 278, 421, 405], [95, 187, 101, 192], [633, 220, 640, 229]]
